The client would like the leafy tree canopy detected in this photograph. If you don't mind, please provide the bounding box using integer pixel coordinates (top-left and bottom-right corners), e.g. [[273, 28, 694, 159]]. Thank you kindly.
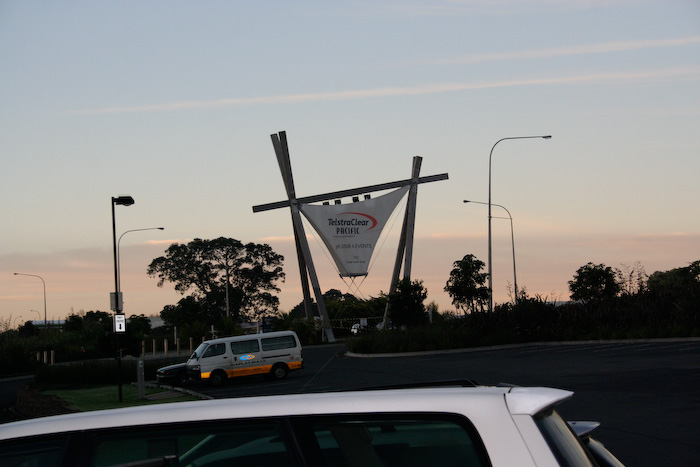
[[288, 289, 384, 321], [568, 262, 621, 303], [389, 278, 428, 328], [647, 260, 700, 298], [444, 254, 489, 313], [147, 237, 285, 322]]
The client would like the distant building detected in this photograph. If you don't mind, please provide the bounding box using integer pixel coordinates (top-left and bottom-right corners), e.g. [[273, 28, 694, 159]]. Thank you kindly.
[[29, 320, 66, 328]]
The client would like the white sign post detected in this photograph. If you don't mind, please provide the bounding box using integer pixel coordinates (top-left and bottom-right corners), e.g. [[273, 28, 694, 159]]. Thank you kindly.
[[114, 314, 126, 333]]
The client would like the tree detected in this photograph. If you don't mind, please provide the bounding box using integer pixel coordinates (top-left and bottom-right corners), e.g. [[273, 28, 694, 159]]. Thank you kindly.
[[147, 237, 285, 322], [388, 278, 428, 328], [647, 260, 700, 298], [617, 261, 648, 296], [444, 254, 489, 313], [568, 262, 621, 303]]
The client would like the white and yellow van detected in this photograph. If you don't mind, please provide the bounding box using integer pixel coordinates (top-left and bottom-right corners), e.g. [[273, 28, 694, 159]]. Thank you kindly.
[[187, 330, 303, 385]]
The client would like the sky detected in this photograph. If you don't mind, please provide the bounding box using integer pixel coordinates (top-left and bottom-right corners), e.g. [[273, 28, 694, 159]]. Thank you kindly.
[[2, 0, 699, 327]]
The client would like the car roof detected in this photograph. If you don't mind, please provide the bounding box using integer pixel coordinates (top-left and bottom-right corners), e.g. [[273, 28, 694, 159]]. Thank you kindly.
[[0, 386, 572, 440]]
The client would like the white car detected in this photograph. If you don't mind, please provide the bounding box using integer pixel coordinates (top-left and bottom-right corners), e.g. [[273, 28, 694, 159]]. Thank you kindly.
[[0, 383, 623, 466]]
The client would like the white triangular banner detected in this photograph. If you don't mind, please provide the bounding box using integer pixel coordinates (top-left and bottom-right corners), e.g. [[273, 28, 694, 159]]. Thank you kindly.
[[300, 186, 409, 277]]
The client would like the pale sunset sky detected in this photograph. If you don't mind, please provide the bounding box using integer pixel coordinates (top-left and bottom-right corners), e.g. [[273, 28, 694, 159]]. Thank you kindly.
[[2, 0, 699, 325]]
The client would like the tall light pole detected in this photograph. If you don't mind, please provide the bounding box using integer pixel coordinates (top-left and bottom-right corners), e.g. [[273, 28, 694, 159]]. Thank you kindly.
[[464, 200, 519, 303], [117, 227, 164, 294], [488, 135, 550, 311], [111, 195, 134, 403], [14, 273, 47, 324]]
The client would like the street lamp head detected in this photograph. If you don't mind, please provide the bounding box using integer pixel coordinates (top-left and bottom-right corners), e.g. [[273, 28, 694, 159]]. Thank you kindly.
[[463, 200, 471, 204], [542, 135, 552, 139], [157, 227, 165, 230], [113, 195, 135, 206]]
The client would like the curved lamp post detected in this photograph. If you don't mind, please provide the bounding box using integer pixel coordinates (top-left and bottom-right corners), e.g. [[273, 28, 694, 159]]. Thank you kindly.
[[488, 135, 550, 311], [464, 200, 518, 304], [117, 227, 164, 293], [14, 273, 47, 324]]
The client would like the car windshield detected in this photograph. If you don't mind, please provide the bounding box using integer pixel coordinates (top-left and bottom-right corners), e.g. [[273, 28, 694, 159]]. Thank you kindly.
[[191, 343, 208, 360]]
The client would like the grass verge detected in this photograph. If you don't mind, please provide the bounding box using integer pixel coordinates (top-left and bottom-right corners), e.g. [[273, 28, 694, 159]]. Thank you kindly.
[[41, 385, 200, 412]]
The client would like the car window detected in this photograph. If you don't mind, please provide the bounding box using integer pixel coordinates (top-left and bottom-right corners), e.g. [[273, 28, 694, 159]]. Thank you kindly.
[[202, 343, 225, 358], [294, 414, 490, 467], [261, 335, 297, 351], [535, 409, 594, 467], [88, 420, 297, 467], [231, 339, 260, 354], [0, 434, 71, 466]]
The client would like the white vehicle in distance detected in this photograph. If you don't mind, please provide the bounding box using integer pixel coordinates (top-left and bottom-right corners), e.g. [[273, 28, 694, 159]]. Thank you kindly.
[[0, 382, 624, 466], [187, 330, 303, 385]]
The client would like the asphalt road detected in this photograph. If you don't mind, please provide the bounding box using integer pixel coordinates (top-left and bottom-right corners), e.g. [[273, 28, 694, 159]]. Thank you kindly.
[[1, 340, 698, 464], [187, 339, 700, 466]]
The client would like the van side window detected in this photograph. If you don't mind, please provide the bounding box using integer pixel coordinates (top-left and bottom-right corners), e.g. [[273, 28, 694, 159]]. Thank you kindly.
[[261, 335, 297, 351], [202, 343, 226, 358], [231, 339, 260, 354]]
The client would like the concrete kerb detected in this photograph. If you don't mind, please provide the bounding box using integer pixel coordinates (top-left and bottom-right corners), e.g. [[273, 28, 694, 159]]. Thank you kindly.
[[344, 336, 700, 358], [138, 381, 213, 400]]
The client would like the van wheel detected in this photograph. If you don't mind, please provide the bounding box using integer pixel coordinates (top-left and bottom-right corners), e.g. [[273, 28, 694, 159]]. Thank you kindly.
[[270, 364, 288, 380], [210, 370, 227, 386]]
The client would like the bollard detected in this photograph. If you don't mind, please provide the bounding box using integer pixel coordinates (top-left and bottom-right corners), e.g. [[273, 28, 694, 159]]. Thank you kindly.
[[137, 358, 145, 399]]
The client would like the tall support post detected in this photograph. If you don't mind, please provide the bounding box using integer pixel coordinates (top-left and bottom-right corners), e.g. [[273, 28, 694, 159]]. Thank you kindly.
[[272, 133, 314, 321], [271, 132, 335, 342], [382, 156, 422, 329]]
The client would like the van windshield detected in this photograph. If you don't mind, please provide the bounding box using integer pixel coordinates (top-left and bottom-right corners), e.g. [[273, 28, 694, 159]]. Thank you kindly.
[[191, 343, 208, 360]]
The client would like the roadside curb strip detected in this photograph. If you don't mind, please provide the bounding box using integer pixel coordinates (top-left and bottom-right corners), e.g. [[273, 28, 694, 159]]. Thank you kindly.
[[138, 382, 213, 400], [345, 337, 700, 358]]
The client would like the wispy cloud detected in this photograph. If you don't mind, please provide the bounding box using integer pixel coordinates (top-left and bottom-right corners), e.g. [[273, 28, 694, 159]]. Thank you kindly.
[[423, 37, 700, 65], [71, 65, 700, 115]]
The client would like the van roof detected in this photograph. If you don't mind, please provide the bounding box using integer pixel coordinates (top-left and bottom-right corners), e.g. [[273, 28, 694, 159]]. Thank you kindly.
[[202, 330, 297, 345]]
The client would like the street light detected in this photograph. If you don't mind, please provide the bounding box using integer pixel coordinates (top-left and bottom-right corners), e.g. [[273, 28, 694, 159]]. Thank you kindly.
[[117, 227, 165, 293], [14, 273, 47, 324], [111, 196, 134, 312], [14, 316, 23, 328], [111, 195, 134, 403], [488, 135, 550, 311], [464, 200, 519, 304]]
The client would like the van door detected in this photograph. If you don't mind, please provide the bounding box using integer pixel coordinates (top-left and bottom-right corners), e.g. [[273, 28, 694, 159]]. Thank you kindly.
[[199, 342, 227, 379], [229, 338, 263, 377]]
